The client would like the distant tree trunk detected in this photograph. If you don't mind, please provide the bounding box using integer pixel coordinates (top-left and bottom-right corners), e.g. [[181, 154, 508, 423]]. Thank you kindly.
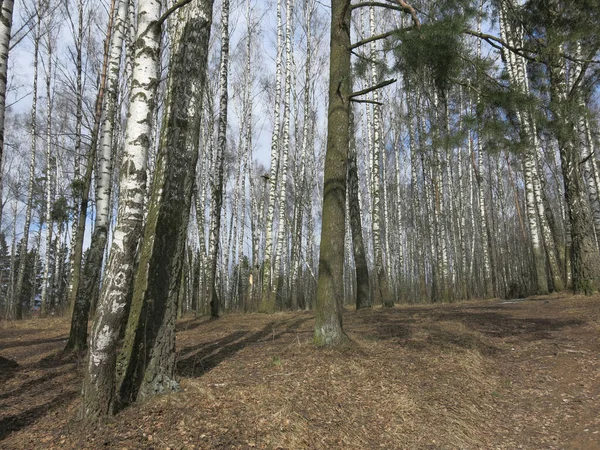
[[40, 32, 54, 316], [290, 2, 312, 310], [368, 5, 392, 307], [11, 15, 40, 320], [260, 0, 283, 313], [348, 110, 370, 309], [116, 0, 213, 406], [0, 0, 13, 230], [314, 0, 350, 346], [82, 0, 161, 420], [272, 0, 293, 306], [207, 0, 230, 318], [65, 0, 85, 309]]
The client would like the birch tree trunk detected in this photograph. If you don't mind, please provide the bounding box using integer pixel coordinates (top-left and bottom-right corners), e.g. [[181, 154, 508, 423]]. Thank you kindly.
[[259, 0, 284, 313], [66, 0, 129, 351], [272, 0, 293, 306], [207, 0, 230, 318], [11, 14, 40, 320], [65, 0, 85, 309], [82, 0, 161, 419], [0, 0, 13, 229], [116, 0, 213, 406], [40, 32, 54, 315]]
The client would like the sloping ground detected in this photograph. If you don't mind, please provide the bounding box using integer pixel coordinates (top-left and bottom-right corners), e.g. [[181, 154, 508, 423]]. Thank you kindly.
[[0, 293, 599, 449]]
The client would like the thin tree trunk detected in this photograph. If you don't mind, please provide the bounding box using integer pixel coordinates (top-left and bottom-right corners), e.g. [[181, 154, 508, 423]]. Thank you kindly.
[[66, 0, 129, 351], [0, 0, 13, 229], [207, 0, 230, 318]]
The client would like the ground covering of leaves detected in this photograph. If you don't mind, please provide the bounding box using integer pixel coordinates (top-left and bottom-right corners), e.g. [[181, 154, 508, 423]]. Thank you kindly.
[[1, 293, 599, 449]]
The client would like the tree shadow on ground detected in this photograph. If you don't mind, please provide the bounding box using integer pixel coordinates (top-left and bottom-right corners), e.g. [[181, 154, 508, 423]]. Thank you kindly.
[[176, 316, 214, 333], [0, 365, 73, 401], [348, 307, 584, 355], [0, 390, 78, 441], [0, 336, 67, 350], [433, 311, 584, 340], [177, 317, 311, 378]]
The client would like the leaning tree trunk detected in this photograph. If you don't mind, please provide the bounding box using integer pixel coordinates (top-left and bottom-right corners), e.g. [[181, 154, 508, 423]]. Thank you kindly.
[[66, 0, 129, 352], [116, 0, 213, 407], [82, 0, 161, 420]]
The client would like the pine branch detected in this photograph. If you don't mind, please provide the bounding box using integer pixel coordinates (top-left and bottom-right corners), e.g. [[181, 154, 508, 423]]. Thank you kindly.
[[349, 30, 397, 50], [349, 78, 397, 98], [350, 98, 384, 105]]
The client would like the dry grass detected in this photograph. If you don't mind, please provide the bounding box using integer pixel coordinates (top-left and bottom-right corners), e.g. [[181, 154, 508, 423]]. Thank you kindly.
[[1, 294, 599, 449]]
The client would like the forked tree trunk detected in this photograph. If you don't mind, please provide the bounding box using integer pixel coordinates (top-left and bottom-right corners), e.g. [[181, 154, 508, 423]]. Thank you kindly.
[[116, 0, 214, 406], [82, 0, 161, 420]]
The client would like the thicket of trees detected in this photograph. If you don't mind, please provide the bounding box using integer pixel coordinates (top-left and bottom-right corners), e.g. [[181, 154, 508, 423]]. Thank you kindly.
[[0, 0, 598, 419]]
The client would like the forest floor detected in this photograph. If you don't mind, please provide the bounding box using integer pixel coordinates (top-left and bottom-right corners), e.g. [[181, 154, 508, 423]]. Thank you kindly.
[[1, 293, 599, 449]]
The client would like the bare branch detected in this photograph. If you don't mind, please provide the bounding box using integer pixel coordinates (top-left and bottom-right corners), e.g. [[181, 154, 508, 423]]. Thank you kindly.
[[156, 0, 195, 28], [393, 0, 420, 29], [349, 78, 396, 98], [349, 2, 402, 12]]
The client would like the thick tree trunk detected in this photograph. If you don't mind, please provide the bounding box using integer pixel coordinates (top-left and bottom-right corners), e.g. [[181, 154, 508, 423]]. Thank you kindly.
[[313, 0, 350, 346], [549, 60, 600, 294], [82, 0, 161, 419], [116, 0, 212, 403]]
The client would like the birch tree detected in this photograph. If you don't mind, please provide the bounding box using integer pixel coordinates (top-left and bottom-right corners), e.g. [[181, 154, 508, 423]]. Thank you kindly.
[[207, 0, 231, 318], [82, 0, 162, 419], [0, 0, 14, 229], [117, 0, 214, 405]]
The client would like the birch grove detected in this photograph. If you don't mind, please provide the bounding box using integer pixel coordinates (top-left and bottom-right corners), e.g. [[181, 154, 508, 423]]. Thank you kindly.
[[0, 0, 598, 409]]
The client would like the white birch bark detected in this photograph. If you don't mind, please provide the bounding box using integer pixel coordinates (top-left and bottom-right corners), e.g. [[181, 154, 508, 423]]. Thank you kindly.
[[66, 0, 129, 351], [260, 0, 284, 311], [83, 0, 161, 418], [11, 14, 40, 319], [272, 0, 293, 302], [207, 0, 231, 317], [40, 31, 54, 315], [0, 0, 13, 229]]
